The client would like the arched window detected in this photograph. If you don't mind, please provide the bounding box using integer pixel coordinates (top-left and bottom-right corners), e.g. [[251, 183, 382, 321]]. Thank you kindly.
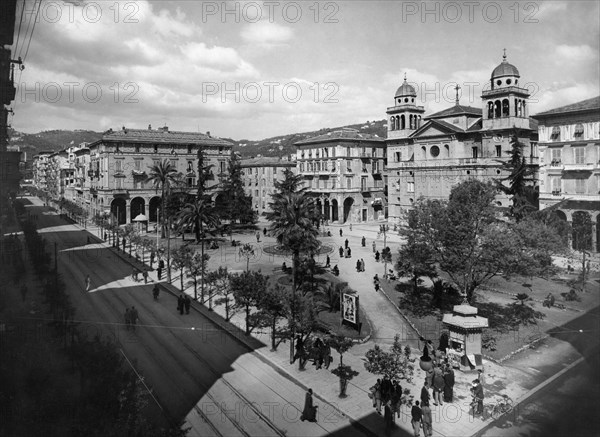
[[390, 116, 396, 130], [502, 99, 510, 117], [417, 115, 421, 128], [409, 115, 414, 130], [400, 115, 406, 129], [494, 100, 502, 118], [488, 101, 494, 119], [395, 116, 400, 130]]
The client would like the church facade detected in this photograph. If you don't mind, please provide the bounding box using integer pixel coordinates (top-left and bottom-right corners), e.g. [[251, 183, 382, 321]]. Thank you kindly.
[[386, 52, 539, 223]]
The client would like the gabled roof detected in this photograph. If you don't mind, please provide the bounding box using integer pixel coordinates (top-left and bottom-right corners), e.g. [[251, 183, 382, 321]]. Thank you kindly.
[[294, 128, 384, 145], [425, 104, 482, 120], [411, 119, 467, 138], [533, 96, 600, 118]]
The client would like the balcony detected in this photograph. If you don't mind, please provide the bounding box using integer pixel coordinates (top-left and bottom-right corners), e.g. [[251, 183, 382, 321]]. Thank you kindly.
[[132, 170, 147, 177], [112, 189, 129, 196], [562, 163, 595, 172], [360, 153, 372, 159]]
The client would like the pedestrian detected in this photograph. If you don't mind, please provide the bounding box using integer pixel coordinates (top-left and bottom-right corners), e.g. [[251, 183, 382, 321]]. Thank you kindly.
[[370, 379, 382, 414], [425, 366, 434, 388], [356, 259, 362, 272], [142, 268, 148, 284], [124, 307, 131, 330], [313, 338, 324, 369], [132, 268, 138, 282], [361, 236, 366, 247], [157, 266, 162, 280], [381, 376, 392, 404], [300, 388, 317, 422], [372, 240, 376, 253], [323, 339, 332, 369], [153, 284, 160, 300], [360, 258, 365, 272], [293, 334, 306, 366], [432, 366, 444, 406], [150, 250, 155, 267], [130, 306, 139, 330], [263, 227, 267, 236], [421, 402, 433, 437], [420, 381, 430, 407], [85, 274, 91, 292], [326, 255, 330, 268], [20, 284, 28, 302], [374, 282, 380, 292], [375, 250, 380, 262], [332, 265, 339, 276], [392, 381, 403, 419], [472, 379, 484, 414], [339, 228, 343, 237], [177, 295, 184, 315], [477, 369, 485, 388], [384, 399, 393, 436], [346, 247, 351, 258], [256, 231, 260, 242], [411, 400, 422, 437], [339, 246, 344, 258], [443, 364, 455, 402], [344, 238, 349, 249], [184, 294, 191, 314]]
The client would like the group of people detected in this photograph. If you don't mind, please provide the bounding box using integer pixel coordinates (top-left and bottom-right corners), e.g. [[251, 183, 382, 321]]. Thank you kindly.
[[355, 258, 366, 272], [131, 267, 149, 284], [124, 306, 139, 330], [369, 377, 404, 435], [292, 335, 332, 370], [177, 294, 191, 315]]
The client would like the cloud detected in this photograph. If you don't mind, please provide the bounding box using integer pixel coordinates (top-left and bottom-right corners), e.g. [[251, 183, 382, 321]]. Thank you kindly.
[[555, 45, 598, 63], [240, 21, 293, 47]]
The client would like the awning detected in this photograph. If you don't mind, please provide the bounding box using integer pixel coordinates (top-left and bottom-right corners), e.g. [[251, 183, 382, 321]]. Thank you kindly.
[[133, 214, 148, 222]]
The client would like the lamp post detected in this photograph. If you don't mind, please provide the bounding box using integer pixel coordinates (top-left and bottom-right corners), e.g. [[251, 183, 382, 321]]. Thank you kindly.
[[381, 224, 389, 278]]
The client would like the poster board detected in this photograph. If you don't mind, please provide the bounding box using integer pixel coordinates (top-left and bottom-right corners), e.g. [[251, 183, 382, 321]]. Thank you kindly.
[[342, 292, 358, 325]]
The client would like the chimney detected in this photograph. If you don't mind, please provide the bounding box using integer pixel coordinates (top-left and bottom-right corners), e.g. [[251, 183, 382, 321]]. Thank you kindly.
[[148, 124, 152, 130], [160, 125, 169, 132], [206, 131, 210, 137]]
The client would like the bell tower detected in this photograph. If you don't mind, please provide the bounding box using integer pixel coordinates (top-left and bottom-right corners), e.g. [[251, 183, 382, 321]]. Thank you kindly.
[[482, 49, 530, 130], [387, 74, 425, 139]]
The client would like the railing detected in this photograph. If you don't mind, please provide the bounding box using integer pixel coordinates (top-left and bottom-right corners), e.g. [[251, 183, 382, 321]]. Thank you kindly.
[[563, 163, 595, 171], [112, 189, 129, 196]]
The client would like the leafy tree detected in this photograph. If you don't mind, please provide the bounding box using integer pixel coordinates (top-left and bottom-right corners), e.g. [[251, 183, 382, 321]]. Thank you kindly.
[[171, 245, 194, 290], [364, 334, 414, 384], [258, 284, 289, 351], [328, 335, 354, 367], [404, 180, 528, 302], [238, 243, 256, 272], [286, 292, 321, 344], [219, 152, 256, 224], [147, 159, 179, 237], [395, 233, 438, 294], [230, 271, 269, 335], [495, 128, 539, 221], [187, 252, 210, 301], [205, 266, 229, 311], [176, 197, 219, 244]]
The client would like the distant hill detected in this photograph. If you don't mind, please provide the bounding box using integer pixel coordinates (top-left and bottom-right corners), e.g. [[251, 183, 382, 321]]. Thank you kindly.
[[228, 119, 387, 158], [9, 119, 388, 160]]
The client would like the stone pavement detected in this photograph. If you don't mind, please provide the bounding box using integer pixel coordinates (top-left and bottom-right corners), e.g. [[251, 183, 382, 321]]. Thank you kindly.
[[67, 212, 591, 437]]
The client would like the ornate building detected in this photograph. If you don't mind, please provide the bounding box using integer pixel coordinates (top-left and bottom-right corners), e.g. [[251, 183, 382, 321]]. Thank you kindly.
[[240, 156, 296, 216], [294, 128, 387, 223], [87, 125, 233, 224], [386, 52, 539, 222], [533, 96, 600, 252]]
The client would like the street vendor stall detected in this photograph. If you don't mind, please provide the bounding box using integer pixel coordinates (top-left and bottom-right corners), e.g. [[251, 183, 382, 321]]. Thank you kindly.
[[442, 304, 488, 371]]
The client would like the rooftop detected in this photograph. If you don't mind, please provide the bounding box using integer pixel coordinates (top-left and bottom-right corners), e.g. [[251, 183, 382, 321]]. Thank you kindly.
[[294, 128, 385, 145], [425, 104, 482, 120], [533, 96, 600, 118], [96, 127, 234, 146], [241, 157, 295, 167]]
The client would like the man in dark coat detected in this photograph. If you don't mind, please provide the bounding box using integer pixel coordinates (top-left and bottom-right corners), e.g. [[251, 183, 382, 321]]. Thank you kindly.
[[177, 295, 184, 315], [301, 388, 317, 422], [184, 295, 191, 314], [472, 379, 484, 414], [420, 381, 430, 407], [411, 400, 422, 437], [443, 365, 455, 402]]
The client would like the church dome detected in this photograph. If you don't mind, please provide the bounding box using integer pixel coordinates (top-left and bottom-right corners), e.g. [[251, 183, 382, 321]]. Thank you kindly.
[[491, 51, 520, 79], [395, 77, 417, 98]]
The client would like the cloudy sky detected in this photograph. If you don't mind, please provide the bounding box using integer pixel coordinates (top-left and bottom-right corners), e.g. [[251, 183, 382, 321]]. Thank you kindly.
[[9, 0, 600, 140]]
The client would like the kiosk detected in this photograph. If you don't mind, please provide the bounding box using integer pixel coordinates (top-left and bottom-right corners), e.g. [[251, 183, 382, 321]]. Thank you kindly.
[[442, 304, 488, 371]]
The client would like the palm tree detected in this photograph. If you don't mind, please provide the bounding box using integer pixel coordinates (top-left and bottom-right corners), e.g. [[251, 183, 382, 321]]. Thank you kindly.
[[176, 197, 220, 299], [266, 188, 320, 363], [147, 160, 179, 238]]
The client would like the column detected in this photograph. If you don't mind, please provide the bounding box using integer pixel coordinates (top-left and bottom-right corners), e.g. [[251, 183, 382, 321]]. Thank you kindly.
[[592, 223, 597, 253]]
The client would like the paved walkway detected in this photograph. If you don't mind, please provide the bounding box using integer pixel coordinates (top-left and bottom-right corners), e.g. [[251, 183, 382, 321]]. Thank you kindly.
[[58, 211, 594, 437]]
